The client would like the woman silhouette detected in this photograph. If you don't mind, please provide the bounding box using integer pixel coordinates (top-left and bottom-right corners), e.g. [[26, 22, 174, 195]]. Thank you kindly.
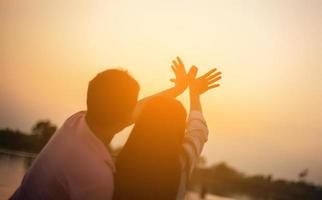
[[113, 58, 221, 200]]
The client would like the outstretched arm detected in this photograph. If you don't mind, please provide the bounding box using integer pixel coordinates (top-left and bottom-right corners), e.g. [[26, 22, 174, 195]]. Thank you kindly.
[[181, 66, 222, 176], [131, 57, 190, 122]]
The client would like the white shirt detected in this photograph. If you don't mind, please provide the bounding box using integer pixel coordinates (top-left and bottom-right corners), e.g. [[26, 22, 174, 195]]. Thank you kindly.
[[10, 111, 115, 200], [177, 111, 209, 200]]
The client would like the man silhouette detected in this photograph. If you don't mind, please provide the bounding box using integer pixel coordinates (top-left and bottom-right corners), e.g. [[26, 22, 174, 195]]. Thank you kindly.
[[10, 57, 193, 200], [10, 69, 140, 200]]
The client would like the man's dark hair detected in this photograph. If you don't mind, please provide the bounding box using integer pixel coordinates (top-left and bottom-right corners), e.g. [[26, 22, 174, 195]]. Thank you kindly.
[[86, 69, 139, 127]]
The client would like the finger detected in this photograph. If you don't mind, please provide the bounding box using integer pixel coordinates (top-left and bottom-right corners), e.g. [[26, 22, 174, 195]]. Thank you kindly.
[[208, 84, 220, 90], [172, 60, 179, 68], [208, 76, 222, 84], [201, 68, 217, 78], [170, 78, 176, 82], [188, 65, 198, 79], [175, 57, 186, 73], [206, 72, 222, 80], [176, 56, 185, 71], [171, 65, 177, 74]]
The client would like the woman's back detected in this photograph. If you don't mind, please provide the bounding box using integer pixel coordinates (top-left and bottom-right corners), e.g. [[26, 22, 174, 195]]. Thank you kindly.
[[113, 97, 186, 200], [114, 96, 209, 200]]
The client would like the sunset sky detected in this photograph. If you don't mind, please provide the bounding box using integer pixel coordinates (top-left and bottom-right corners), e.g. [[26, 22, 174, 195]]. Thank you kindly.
[[1, 0, 322, 184]]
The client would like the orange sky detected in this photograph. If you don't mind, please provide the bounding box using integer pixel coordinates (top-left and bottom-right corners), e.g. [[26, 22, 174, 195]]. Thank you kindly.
[[1, 0, 322, 184]]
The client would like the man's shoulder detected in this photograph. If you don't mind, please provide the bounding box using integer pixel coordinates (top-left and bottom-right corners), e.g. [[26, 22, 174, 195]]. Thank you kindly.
[[60, 111, 115, 169], [53, 111, 87, 139], [39, 111, 88, 158], [63, 111, 87, 126]]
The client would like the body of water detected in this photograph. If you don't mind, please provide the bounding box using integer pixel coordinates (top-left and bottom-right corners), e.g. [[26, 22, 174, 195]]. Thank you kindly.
[[0, 152, 33, 200]]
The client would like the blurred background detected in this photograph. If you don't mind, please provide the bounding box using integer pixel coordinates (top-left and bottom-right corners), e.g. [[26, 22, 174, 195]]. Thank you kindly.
[[1, 0, 321, 199]]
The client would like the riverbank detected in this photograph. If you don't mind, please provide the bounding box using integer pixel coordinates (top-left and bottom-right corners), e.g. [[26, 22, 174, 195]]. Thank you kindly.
[[0, 148, 36, 158]]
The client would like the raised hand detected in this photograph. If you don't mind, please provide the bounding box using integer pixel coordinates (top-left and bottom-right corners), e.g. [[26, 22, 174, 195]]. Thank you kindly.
[[170, 56, 189, 93], [189, 67, 222, 95]]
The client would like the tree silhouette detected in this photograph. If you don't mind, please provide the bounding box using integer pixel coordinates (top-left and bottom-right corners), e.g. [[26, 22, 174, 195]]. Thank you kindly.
[[31, 120, 57, 151], [0, 120, 57, 153], [189, 162, 322, 200], [32, 120, 56, 140]]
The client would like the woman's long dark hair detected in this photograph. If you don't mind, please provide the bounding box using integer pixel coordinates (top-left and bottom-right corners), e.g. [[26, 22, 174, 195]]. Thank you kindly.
[[113, 96, 187, 200]]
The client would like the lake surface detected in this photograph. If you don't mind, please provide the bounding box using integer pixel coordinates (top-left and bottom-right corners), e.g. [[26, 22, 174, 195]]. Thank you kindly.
[[0, 152, 33, 200], [0, 152, 247, 200]]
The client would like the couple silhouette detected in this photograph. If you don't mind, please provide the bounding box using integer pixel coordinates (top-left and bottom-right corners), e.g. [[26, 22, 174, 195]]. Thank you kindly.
[[10, 57, 222, 200]]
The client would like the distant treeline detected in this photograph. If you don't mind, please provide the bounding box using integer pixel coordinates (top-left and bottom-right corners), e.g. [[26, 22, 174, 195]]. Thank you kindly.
[[0, 121, 56, 153], [189, 162, 322, 200], [1, 122, 322, 199]]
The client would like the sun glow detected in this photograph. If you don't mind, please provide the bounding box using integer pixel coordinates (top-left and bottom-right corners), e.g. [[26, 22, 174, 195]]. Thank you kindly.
[[1, 0, 322, 184]]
